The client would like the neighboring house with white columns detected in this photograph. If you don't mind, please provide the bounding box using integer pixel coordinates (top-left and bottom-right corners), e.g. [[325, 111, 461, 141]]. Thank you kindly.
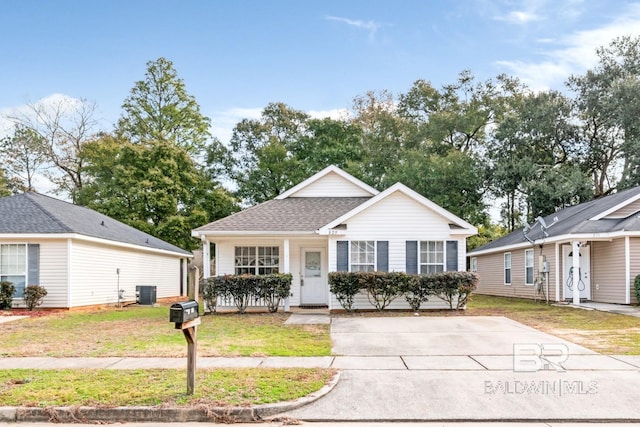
[[469, 186, 640, 305], [191, 166, 477, 310]]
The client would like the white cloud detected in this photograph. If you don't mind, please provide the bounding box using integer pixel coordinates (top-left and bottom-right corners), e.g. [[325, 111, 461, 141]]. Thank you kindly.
[[496, 3, 640, 90], [494, 10, 542, 24], [307, 108, 350, 120], [325, 15, 383, 39]]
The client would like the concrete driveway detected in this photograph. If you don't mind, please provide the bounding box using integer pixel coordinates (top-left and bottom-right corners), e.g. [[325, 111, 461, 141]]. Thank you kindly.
[[331, 315, 595, 356], [283, 315, 640, 422]]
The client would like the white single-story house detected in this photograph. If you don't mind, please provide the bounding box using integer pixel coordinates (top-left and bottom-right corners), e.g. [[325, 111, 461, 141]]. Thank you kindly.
[[469, 186, 640, 305], [191, 166, 477, 310], [0, 192, 191, 308]]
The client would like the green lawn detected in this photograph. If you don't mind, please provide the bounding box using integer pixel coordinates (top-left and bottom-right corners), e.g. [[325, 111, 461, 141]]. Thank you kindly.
[[0, 368, 334, 407], [0, 307, 331, 357]]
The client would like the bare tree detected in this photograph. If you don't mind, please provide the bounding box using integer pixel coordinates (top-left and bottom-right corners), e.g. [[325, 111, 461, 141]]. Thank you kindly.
[[8, 96, 100, 202]]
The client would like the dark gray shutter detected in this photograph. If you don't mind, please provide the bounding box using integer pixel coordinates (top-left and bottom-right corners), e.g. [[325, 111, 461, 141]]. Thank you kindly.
[[406, 241, 418, 274], [376, 241, 389, 272], [28, 244, 40, 285], [446, 240, 458, 271], [336, 241, 349, 272]]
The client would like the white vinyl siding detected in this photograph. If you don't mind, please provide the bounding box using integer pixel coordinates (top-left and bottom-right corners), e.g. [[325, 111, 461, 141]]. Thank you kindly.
[[525, 249, 534, 285], [504, 253, 512, 285], [70, 240, 181, 307], [289, 171, 374, 197], [330, 191, 464, 273]]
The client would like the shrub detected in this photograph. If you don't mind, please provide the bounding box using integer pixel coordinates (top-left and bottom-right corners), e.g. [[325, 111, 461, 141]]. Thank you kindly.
[[360, 271, 407, 311], [635, 274, 640, 305], [401, 274, 436, 312], [225, 274, 261, 314], [200, 277, 223, 313], [433, 271, 478, 309], [328, 272, 361, 312], [0, 281, 15, 310], [23, 285, 48, 310], [258, 273, 292, 313]]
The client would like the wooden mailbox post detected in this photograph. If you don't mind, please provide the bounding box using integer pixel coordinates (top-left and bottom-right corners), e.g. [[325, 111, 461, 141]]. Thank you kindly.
[[170, 301, 200, 395]]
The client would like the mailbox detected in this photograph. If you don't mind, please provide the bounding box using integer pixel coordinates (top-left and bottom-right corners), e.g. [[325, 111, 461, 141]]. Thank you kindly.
[[170, 301, 199, 324]]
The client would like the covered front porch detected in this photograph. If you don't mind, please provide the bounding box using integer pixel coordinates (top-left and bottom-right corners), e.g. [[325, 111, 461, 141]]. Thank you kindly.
[[200, 235, 331, 311]]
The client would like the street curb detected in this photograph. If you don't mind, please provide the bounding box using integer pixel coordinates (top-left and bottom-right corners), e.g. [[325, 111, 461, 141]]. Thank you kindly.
[[0, 371, 340, 423]]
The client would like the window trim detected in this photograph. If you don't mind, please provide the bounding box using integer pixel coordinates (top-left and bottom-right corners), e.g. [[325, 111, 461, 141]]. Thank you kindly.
[[419, 240, 445, 274], [524, 248, 534, 286], [0, 243, 28, 298], [470, 257, 477, 273], [349, 240, 376, 272], [234, 246, 280, 275], [504, 252, 512, 285]]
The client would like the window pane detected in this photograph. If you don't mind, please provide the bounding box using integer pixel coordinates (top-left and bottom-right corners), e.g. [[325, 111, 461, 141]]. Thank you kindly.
[[419, 241, 443, 273], [350, 241, 375, 271]]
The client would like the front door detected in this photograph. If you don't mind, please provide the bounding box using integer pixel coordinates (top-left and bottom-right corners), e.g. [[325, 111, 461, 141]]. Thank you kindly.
[[300, 248, 327, 305], [562, 245, 591, 300]]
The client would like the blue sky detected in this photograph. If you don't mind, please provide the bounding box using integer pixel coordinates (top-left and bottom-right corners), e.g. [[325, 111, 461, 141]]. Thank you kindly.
[[2, 0, 640, 143]]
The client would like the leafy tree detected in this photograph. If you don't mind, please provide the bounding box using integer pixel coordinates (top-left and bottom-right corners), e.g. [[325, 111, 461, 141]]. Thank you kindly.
[[116, 57, 212, 157], [488, 90, 591, 228], [227, 102, 310, 204], [0, 125, 47, 192], [0, 168, 12, 197], [566, 36, 640, 195], [387, 149, 487, 224], [350, 90, 415, 189], [7, 97, 99, 202], [78, 135, 237, 250]]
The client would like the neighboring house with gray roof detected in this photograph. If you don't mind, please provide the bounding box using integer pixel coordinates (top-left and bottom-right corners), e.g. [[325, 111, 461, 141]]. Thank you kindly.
[[469, 186, 640, 305], [192, 165, 477, 310], [0, 192, 191, 308]]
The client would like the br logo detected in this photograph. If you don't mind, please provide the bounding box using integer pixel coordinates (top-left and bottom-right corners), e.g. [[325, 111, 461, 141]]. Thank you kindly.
[[513, 343, 569, 372]]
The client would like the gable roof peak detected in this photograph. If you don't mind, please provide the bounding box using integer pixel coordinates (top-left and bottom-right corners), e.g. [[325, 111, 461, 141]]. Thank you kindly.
[[275, 165, 379, 199]]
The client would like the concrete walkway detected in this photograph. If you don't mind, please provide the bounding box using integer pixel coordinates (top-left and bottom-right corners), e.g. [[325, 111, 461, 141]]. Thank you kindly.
[[2, 354, 639, 370]]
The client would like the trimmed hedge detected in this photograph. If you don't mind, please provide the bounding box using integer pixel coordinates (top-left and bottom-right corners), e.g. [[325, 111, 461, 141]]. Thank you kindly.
[[635, 274, 640, 305], [200, 273, 292, 314], [329, 271, 478, 312]]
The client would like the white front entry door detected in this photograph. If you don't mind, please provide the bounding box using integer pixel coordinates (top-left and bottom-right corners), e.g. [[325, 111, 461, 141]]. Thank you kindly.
[[300, 248, 327, 305], [562, 245, 591, 300]]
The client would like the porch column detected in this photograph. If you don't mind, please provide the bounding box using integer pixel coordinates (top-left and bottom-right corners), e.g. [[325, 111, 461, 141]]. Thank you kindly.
[[283, 239, 290, 312], [572, 240, 581, 305], [202, 238, 211, 279]]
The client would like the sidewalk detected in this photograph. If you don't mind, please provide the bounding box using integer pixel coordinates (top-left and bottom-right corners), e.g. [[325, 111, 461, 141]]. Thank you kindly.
[[2, 354, 640, 370]]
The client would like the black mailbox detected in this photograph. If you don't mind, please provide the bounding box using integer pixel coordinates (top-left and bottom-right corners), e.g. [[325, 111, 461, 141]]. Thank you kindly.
[[170, 301, 199, 324]]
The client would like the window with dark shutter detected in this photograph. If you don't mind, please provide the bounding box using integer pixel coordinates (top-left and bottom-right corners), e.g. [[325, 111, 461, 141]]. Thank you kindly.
[[446, 241, 458, 271], [336, 241, 349, 271], [406, 241, 418, 274], [376, 241, 389, 272]]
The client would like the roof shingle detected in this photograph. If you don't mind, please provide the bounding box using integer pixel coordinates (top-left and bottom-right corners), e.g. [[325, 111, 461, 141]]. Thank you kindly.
[[194, 197, 371, 232], [0, 193, 190, 255]]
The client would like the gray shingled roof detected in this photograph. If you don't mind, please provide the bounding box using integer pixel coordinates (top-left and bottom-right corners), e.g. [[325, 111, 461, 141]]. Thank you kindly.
[[194, 197, 371, 233], [0, 193, 190, 255], [471, 186, 640, 253]]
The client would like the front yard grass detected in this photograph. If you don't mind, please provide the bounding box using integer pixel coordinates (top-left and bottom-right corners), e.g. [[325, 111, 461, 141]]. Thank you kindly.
[[0, 368, 334, 407], [0, 307, 331, 357], [465, 295, 640, 355]]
